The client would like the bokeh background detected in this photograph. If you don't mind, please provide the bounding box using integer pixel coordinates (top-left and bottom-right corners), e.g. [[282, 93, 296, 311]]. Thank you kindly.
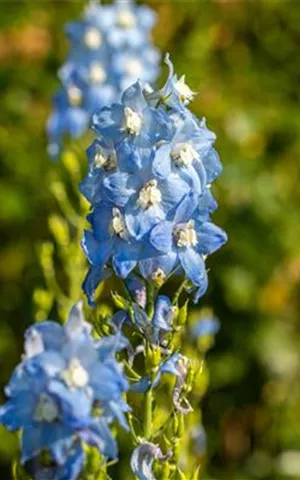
[[1, 0, 300, 479]]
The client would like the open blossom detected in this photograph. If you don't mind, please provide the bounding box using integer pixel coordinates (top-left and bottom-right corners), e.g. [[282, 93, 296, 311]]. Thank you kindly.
[[0, 303, 129, 479], [47, 0, 160, 158], [81, 55, 227, 305]]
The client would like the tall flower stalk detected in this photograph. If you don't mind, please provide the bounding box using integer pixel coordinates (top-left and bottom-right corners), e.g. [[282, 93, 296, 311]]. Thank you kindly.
[[0, 3, 227, 479]]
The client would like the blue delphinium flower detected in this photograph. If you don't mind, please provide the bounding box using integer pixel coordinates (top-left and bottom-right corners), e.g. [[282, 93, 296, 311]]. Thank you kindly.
[[48, 0, 160, 158], [148, 192, 227, 288], [81, 54, 227, 304], [0, 303, 129, 478]]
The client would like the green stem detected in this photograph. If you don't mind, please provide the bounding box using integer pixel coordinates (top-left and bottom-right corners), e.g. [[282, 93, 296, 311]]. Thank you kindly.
[[144, 386, 153, 440], [172, 279, 187, 306], [146, 281, 155, 318]]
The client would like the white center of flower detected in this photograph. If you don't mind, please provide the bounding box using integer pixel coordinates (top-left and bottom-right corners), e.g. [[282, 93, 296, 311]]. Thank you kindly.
[[34, 394, 59, 423], [143, 83, 154, 95], [67, 86, 82, 107], [125, 58, 143, 77], [84, 28, 102, 49], [89, 63, 107, 84], [117, 10, 136, 29], [152, 268, 166, 284], [174, 75, 195, 103], [94, 146, 116, 171], [123, 107, 143, 135], [174, 220, 198, 248], [62, 358, 89, 390], [109, 208, 128, 239], [171, 142, 200, 167], [137, 179, 162, 210]]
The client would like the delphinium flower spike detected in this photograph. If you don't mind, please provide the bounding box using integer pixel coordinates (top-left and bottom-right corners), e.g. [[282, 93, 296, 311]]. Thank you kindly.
[[48, 0, 160, 158], [80, 53, 227, 477], [81, 54, 227, 305], [0, 302, 129, 479]]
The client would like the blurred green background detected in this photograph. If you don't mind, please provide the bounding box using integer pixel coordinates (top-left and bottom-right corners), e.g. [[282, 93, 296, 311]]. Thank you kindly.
[[1, 0, 300, 478]]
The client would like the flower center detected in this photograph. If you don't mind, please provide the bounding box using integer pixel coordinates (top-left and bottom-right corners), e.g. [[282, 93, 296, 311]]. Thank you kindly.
[[84, 28, 102, 49], [174, 76, 195, 103], [125, 58, 143, 77], [89, 63, 107, 84], [152, 268, 166, 285], [110, 208, 128, 239], [94, 146, 116, 171], [123, 107, 143, 135], [171, 142, 200, 167], [137, 180, 162, 210], [174, 220, 198, 248], [117, 10, 136, 29], [62, 358, 89, 390], [34, 394, 59, 423], [67, 86, 82, 107]]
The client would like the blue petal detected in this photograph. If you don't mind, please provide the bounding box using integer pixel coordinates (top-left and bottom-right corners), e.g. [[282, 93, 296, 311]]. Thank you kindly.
[[160, 174, 190, 214], [65, 301, 92, 341], [152, 296, 173, 331], [112, 253, 137, 279], [152, 144, 172, 179], [88, 205, 114, 242], [82, 230, 113, 267], [0, 394, 35, 431], [82, 266, 111, 307], [121, 81, 148, 112], [92, 103, 124, 140], [174, 192, 198, 224], [196, 222, 228, 255], [48, 381, 92, 426], [139, 252, 178, 280], [178, 248, 205, 286], [196, 188, 218, 222], [25, 322, 64, 353], [202, 147, 223, 183], [80, 418, 118, 459], [126, 203, 165, 241], [56, 442, 85, 480], [150, 221, 173, 254], [103, 172, 134, 207], [21, 424, 73, 464]]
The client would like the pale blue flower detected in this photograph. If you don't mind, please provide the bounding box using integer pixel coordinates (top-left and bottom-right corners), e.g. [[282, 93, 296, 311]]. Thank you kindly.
[[0, 303, 130, 473], [149, 193, 227, 289], [81, 56, 226, 297], [48, 0, 160, 158]]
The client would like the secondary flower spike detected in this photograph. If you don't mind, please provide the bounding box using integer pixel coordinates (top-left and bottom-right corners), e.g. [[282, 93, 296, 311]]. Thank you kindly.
[[47, 0, 160, 158], [81, 54, 227, 305], [0, 302, 129, 479]]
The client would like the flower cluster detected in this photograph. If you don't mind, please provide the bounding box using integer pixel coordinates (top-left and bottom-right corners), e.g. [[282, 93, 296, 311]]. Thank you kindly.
[[48, 0, 160, 157], [0, 303, 129, 480], [81, 55, 227, 306]]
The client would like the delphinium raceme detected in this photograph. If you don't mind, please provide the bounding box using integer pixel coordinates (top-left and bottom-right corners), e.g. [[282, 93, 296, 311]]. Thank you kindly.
[[0, 302, 130, 479], [80, 54, 227, 478], [48, 0, 160, 158]]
